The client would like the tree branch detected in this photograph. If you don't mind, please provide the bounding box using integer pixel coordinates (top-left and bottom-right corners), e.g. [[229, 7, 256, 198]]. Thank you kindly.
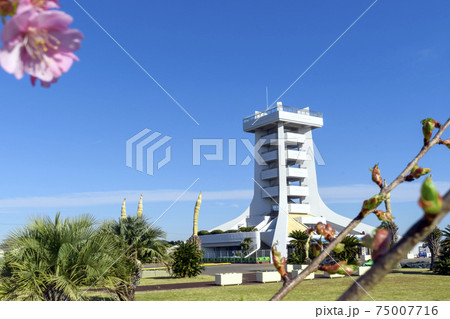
[[269, 118, 450, 301], [339, 189, 450, 301], [381, 118, 450, 195]]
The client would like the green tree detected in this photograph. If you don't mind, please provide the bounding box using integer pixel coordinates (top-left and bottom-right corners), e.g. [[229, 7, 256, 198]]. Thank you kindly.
[[240, 238, 253, 256], [440, 225, 450, 251], [289, 230, 309, 251], [425, 227, 442, 271], [334, 235, 361, 265], [0, 213, 124, 301], [288, 230, 310, 265], [170, 241, 205, 278], [434, 225, 450, 275], [380, 221, 399, 245], [101, 216, 169, 300]]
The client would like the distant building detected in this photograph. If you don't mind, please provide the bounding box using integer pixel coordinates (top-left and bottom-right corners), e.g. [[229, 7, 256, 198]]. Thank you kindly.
[[200, 103, 376, 259]]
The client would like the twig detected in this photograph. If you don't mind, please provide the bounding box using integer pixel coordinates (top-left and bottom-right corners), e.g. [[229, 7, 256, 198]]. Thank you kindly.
[[339, 190, 450, 301], [269, 118, 449, 301], [270, 213, 365, 300], [381, 118, 450, 195]]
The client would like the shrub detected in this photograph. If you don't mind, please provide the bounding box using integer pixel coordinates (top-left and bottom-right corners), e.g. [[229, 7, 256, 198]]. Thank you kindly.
[[225, 229, 238, 233], [288, 230, 310, 264], [238, 227, 257, 232], [333, 235, 361, 265], [198, 230, 210, 236], [170, 241, 205, 278], [240, 238, 253, 256], [210, 229, 224, 234], [287, 252, 305, 265], [0, 213, 125, 301]]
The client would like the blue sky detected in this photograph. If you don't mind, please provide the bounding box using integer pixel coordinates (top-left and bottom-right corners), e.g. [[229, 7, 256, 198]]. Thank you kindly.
[[0, 0, 449, 241]]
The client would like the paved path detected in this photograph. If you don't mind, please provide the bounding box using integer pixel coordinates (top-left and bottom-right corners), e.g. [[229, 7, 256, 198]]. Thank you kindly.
[[136, 273, 262, 292], [138, 265, 280, 292], [138, 258, 431, 292], [201, 263, 275, 276]]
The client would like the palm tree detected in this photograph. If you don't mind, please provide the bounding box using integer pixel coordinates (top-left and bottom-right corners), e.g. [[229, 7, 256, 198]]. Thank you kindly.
[[288, 230, 310, 264], [101, 216, 169, 300], [0, 213, 125, 301], [289, 230, 309, 251], [334, 235, 361, 264], [434, 225, 450, 275], [380, 221, 399, 245], [425, 227, 442, 271], [240, 238, 253, 256], [441, 225, 450, 250]]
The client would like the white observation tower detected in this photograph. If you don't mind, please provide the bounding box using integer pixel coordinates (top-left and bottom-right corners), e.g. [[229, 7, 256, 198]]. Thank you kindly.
[[199, 103, 375, 259]]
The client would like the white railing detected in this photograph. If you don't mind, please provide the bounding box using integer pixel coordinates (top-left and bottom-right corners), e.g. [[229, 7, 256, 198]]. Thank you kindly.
[[243, 105, 323, 123]]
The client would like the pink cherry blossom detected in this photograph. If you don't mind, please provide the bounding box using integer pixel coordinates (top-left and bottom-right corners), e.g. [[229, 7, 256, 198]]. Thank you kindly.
[[17, 0, 60, 14], [0, 8, 83, 87]]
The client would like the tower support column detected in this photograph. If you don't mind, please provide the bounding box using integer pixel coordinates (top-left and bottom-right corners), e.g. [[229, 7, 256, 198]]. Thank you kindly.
[[272, 122, 289, 257]]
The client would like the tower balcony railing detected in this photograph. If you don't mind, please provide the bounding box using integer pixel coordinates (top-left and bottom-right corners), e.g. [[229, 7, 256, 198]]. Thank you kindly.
[[261, 132, 277, 141], [243, 105, 323, 124], [286, 150, 307, 162], [261, 167, 278, 180], [287, 185, 309, 197], [261, 132, 305, 146], [287, 167, 308, 178], [284, 132, 306, 144], [261, 150, 278, 162], [288, 203, 311, 214], [261, 186, 279, 198], [260, 150, 308, 164], [261, 167, 308, 181]]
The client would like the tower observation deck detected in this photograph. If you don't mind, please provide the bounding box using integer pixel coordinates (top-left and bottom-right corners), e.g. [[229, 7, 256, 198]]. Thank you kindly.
[[199, 103, 376, 259]]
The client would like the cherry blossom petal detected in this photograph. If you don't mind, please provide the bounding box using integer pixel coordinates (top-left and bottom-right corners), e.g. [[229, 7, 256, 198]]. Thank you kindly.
[[17, 0, 61, 14], [32, 10, 73, 31], [1, 10, 34, 43], [49, 29, 84, 52], [0, 43, 25, 79]]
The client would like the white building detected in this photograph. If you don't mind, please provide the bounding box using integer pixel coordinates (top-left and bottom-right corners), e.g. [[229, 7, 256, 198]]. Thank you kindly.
[[200, 103, 376, 259]]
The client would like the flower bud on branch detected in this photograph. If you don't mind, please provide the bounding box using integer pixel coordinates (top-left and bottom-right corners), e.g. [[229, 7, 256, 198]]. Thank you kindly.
[[419, 176, 443, 221], [361, 228, 390, 261], [319, 261, 358, 276], [333, 243, 345, 254], [372, 229, 390, 261], [315, 222, 335, 241], [438, 138, 450, 149], [405, 165, 431, 181], [311, 243, 321, 257], [271, 245, 288, 282], [361, 194, 387, 216], [421, 118, 441, 146], [369, 164, 383, 188], [0, 0, 16, 19], [374, 210, 394, 222], [361, 233, 373, 249]]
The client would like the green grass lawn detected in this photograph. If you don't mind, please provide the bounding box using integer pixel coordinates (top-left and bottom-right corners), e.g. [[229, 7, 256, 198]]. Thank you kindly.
[[134, 269, 450, 301]]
